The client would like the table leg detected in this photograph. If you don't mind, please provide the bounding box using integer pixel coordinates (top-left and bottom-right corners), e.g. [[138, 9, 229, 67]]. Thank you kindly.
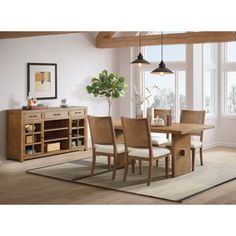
[[171, 133, 191, 177], [115, 129, 124, 143], [114, 129, 125, 168], [117, 153, 126, 168]]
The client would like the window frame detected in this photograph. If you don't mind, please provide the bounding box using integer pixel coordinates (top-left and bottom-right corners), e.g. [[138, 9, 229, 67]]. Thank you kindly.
[[221, 42, 236, 118], [202, 43, 217, 119], [224, 41, 236, 63]]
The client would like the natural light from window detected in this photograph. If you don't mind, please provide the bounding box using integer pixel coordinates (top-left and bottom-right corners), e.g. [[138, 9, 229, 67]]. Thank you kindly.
[[226, 42, 236, 62], [145, 44, 186, 62], [226, 72, 236, 113]]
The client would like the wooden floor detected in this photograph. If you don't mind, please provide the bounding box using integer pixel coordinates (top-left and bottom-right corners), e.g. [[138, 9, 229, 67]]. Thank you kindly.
[[0, 147, 236, 204]]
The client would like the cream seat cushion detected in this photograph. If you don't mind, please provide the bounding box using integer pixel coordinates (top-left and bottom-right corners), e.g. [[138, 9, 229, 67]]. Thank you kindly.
[[95, 143, 125, 154], [162, 140, 203, 149], [151, 133, 169, 146], [128, 147, 170, 158], [151, 136, 169, 145], [191, 140, 203, 149]]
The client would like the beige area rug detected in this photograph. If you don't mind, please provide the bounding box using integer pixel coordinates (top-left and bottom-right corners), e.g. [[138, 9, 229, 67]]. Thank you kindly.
[[27, 150, 236, 202]]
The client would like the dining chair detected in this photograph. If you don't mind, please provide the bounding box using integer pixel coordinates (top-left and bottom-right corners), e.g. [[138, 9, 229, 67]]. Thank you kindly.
[[151, 108, 171, 145], [148, 108, 171, 167], [163, 110, 206, 171], [121, 117, 171, 186], [180, 110, 206, 171], [87, 115, 125, 180]]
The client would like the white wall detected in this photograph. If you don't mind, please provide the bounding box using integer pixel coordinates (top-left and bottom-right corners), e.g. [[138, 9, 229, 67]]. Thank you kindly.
[[0, 33, 119, 160], [117, 47, 133, 118]]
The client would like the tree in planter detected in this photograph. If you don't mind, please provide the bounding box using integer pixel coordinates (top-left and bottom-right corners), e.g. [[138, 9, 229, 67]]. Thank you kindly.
[[86, 70, 128, 115]]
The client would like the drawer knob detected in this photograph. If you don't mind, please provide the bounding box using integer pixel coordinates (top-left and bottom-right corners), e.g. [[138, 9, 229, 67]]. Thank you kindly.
[[29, 115, 37, 118], [53, 113, 61, 116]]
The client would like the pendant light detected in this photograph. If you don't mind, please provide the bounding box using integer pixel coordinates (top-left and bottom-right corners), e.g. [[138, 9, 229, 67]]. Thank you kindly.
[[151, 31, 173, 75], [131, 32, 150, 67]]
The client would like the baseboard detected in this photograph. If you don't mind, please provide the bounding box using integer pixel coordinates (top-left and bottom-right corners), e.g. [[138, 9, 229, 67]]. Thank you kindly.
[[203, 142, 221, 150], [216, 142, 236, 148], [204, 142, 236, 150]]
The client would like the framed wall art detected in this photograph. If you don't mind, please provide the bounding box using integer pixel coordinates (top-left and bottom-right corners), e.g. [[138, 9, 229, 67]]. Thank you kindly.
[[27, 63, 57, 100]]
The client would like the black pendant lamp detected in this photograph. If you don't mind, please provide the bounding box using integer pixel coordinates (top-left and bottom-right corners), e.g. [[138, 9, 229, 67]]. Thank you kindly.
[[131, 32, 150, 66], [151, 31, 173, 75]]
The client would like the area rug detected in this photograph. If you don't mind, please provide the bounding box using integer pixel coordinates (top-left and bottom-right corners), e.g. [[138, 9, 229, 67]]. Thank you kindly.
[[26, 151, 236, 202]]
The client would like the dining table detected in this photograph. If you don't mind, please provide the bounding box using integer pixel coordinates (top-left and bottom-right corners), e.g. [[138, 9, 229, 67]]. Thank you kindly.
[[113, 121, 215, 177]]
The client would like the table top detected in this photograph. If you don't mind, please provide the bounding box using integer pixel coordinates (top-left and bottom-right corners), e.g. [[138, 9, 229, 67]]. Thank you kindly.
[[113, 121, 215, 135]]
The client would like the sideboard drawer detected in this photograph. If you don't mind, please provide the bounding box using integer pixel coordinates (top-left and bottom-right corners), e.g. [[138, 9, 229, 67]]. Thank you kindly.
[[24, 112, 42, 121], [70, 109, 85, 117], [44, 111, 69, 119]]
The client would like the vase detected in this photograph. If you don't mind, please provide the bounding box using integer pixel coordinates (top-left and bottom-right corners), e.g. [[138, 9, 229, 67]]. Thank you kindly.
[[135, 105, 143, 118]]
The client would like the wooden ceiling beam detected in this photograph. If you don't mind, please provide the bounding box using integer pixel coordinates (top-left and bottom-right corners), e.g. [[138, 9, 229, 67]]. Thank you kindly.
[[96, 31, 236, 48], [96, 32, 116, 39], [96, 32, 116, 46], [0, 31, 79, 40]]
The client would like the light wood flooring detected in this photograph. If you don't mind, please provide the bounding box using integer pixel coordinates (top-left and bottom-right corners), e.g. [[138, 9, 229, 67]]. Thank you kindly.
[[0, 147, 236, 204]]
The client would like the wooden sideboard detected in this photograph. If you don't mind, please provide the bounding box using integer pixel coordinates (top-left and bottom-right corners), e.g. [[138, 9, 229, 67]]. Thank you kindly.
[[6, 106, 88, 162]]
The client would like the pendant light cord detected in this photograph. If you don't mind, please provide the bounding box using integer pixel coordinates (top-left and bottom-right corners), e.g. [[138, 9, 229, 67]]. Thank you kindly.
[[161, 31, 163, 61], [139, 32, 141, 52]]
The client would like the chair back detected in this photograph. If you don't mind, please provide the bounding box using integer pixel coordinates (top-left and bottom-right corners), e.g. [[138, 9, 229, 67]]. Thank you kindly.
[[153, 109, 172, 126], [180, 110, 205, 139], [148, 108, 171, 139], [87, 115, 116, 146], [121, 117, 152, 149]]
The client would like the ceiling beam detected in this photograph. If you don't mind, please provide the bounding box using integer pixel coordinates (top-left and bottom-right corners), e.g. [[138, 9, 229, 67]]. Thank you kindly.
[[96, 32, 116, 40], [96, 32, 116, 46], [96, 31, 236, 48], [0, 31, 79, 40]]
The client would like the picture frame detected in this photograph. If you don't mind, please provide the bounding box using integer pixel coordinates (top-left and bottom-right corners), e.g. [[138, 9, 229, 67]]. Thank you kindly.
[[27, 63, 57, 100]]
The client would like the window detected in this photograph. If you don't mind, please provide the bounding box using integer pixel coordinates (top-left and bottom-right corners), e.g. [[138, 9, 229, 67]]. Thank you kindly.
[[143, 71, 186, 121], [178, 71, 187, 111], [225, 42, 236, 62], [203, 43, 216, 115], [204, 70, 215, 113], [142, 43, 186, 121], [225, 72, 236, 114], [145, 44, 186, 62], [222, 42, 236, 115], [204, 43, 215, 63]]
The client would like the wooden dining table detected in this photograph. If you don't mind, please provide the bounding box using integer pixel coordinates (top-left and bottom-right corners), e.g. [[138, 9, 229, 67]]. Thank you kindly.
[[113, 121, 215, 177]]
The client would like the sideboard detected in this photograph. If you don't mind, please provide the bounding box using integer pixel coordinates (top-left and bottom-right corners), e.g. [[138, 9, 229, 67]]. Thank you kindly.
[[6, 106, 88, 162]]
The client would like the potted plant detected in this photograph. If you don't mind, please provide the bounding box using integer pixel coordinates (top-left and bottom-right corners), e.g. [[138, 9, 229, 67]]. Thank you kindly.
[[86, 70, 128, 115]]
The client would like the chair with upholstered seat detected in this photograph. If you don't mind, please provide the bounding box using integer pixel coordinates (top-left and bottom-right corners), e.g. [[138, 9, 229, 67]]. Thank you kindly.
[[87, 115, 125, 180], [121, 117, 171, 186], [163, 110, 206, 171], [147, 108, 171, 146], [147, 108, 172, 167], [180, 110, 206, 171]]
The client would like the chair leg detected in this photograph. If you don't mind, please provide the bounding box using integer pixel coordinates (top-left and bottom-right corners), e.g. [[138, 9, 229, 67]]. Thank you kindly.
[[147, 160, 153, 186], [165, 156, 169, 178], [131, 160, 135, 174], [139, 160, 142, 175], [200, 147, 203, 166], [156, 160, 159, 167], [192, 149, 195, 172], [123, 155, 129, 182], [112, 156, 117, 180], [91, 151, 96, 175], [107, 156, 111, 171]]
